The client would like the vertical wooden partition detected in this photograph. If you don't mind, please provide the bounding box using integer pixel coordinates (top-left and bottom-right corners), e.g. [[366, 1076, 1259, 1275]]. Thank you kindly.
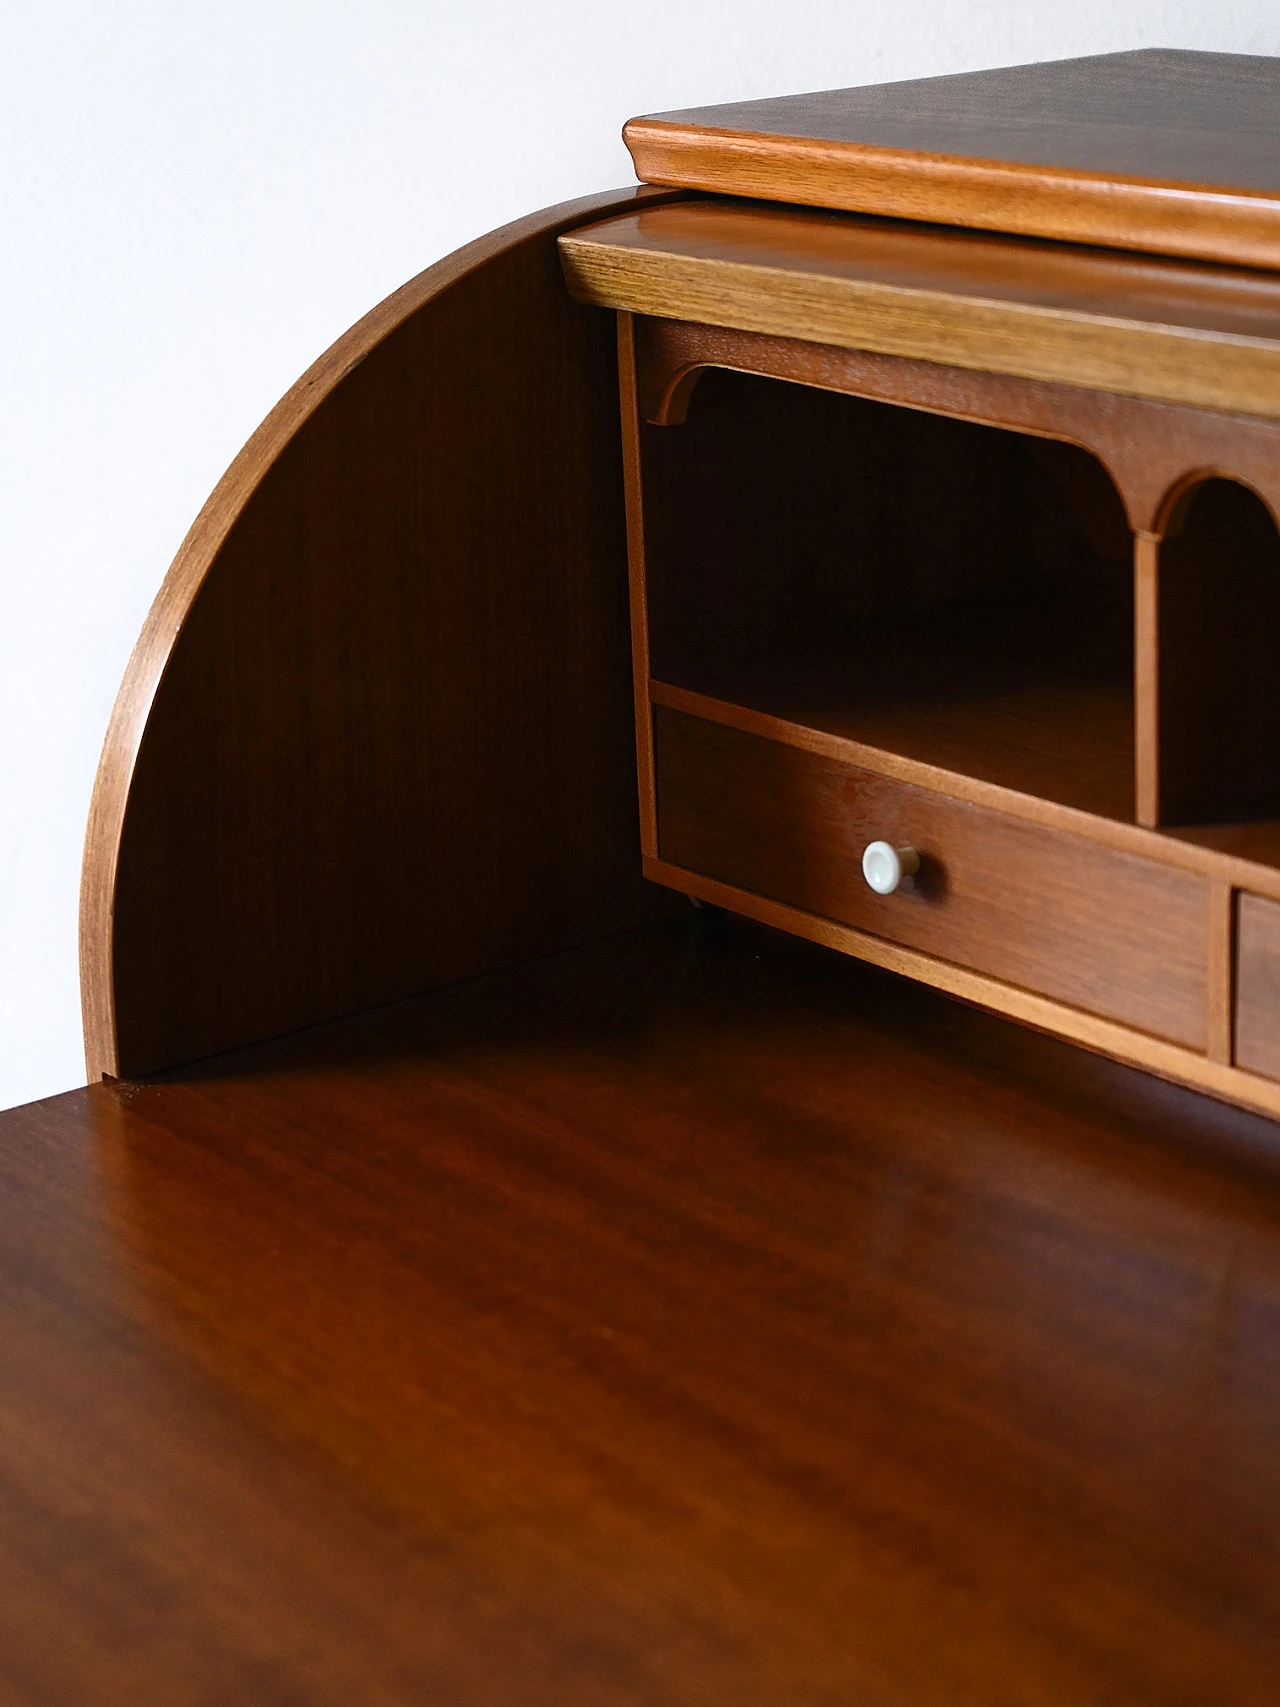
[[602, 292, 1280, 1117], [1149, 479, 1280, 827]]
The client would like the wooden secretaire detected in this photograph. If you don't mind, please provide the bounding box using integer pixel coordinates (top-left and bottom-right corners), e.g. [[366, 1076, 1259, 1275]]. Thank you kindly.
[[86, 48, 1280, 1117], [30, 50, 1280, 1705]]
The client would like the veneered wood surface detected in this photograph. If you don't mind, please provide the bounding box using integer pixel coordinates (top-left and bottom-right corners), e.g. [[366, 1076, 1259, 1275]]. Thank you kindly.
[[654, 707, 1208, 1048], [624, 50, 1280, 269], [559, 201, 1280, 417], [6, 917, 1280, 1705], [630, 315, 1280, 536], [81, 187, 682, 1083], [1238, 891, 1280, 1082]]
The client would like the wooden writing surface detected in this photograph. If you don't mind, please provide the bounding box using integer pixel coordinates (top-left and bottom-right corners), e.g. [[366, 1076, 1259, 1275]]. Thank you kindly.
[[8, 917, 1280, 1703], [625, 49, 1280, 269]]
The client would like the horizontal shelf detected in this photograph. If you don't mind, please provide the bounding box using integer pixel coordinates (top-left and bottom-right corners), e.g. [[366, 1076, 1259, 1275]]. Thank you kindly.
[[653, 592, 1135, 824], [561, 199, 1280, 418], [1167, 820, 1280, 872], [649, 679, 1280, 902]]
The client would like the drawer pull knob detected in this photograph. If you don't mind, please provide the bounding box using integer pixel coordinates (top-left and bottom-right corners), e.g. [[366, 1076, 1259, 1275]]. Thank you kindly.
[[862, 841, 920, 896]]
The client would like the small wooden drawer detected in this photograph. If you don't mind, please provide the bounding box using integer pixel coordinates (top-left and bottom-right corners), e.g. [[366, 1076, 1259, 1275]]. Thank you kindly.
[[655, 708, 1209, 1048], [1236, 893, 1280, 1081]]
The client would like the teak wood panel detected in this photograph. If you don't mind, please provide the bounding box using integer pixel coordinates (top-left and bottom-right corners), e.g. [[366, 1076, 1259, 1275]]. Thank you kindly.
[[629, 315, 1280, 537], [632, 359, 1137, 824], [10, 918, 1280, 1704], [654, 707, 1208, 1049], [1237, 892, 1280, 1082], [81, 188, 685, 1081], [623, 50, 1280, 271], [624, 318, 1280, 844], [559, 201, 1280, 419]]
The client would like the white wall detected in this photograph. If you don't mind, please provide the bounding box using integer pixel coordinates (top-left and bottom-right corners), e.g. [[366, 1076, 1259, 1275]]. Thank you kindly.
[[2, 1, 1276, 1110]]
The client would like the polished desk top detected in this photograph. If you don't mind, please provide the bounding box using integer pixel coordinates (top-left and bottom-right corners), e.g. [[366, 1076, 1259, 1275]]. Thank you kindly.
[[3, 915, 1280, 1704]]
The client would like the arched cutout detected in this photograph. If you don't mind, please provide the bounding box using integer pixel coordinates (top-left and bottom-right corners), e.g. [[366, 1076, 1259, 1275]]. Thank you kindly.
[[1153, 476, 1280, 825], [638, 365, 1134, 819]]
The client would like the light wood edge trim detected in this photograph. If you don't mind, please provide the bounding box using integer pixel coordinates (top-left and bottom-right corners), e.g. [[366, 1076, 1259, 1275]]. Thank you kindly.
[[643, 854, 1280, 1124], [1206, 880, 1236, 1066], [618, 312, 658, 857], [649, 679, 1280, 902], [79, 186, 678, 1083], [1134, 533, 1160, 828], [622, 120, 1280, 273], [558, 238, 1280, 420]]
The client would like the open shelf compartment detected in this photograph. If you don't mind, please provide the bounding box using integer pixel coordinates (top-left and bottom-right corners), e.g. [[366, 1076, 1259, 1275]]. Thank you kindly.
[[638, 367, 1137, 822]]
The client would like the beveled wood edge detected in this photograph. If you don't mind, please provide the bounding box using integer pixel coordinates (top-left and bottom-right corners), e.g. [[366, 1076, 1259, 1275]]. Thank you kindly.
[[622, 118, 1280, 272], [558, 234, 1280, 419], [648, 679, 1280, 904], [643, 853, 1280, 1124], [79, 186, 677, 1084]]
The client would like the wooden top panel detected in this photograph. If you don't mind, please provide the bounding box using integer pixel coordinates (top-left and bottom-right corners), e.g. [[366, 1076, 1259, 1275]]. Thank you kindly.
[[624, 50, 1280, 269], [560, 199, 1280, 416], [5, 916, 1280, 1703]]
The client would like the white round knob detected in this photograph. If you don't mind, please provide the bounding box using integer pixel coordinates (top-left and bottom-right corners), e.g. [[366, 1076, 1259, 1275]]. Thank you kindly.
[[862, 841, 920, 896]]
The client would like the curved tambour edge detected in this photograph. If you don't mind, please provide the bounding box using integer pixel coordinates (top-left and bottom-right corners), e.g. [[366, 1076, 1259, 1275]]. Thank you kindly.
[[81, 187, 686, 1082], [558, 200, 1280, 420], [622, 51, 1280, 271]]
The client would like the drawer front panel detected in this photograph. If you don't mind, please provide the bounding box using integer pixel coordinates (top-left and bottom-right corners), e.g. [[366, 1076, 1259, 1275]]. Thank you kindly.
[[1236, 893, 1280, 1081], [655, 708, 1208, 1047]]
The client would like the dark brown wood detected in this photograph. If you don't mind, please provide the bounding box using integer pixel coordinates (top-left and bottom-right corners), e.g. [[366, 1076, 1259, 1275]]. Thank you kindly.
[[609, 285, 1280, 1111], [9, 916, 1280, 1704], [81, 188, 684, 1081], [631, 315, 1280, 538], [1208, 879, 1237, 1066], [624, 50, 1280, 269], [1237, 891, 1280, 1081], [1135, 533, 1161, 828], [617, 312, 659, 859], [636, 362, 1135, 821], [1156, 480, 1280, 825], [654, 707, 1208, 1048]]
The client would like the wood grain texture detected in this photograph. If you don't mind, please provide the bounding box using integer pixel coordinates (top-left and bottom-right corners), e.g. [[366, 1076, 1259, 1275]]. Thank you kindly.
[[630, 316, 1280, 537], [81, 187, 684, 1082], [8, 915, 1280, 1704], [560, 201, 1280, 418], [1237, 891, 1280, 1082], [631, 357, 1135, 822], [645, 857, 1280, 1120], [624, 50, 1280, 270], [650, 682, 1280, 906], [654, 707, 1208, 1049]]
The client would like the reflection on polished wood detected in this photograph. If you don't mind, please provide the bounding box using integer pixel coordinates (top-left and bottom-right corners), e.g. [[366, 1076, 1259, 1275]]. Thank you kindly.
[[3, 915, 1280, 1703], [622, 50, 1280, 270], [560, 199, 1280, 417]]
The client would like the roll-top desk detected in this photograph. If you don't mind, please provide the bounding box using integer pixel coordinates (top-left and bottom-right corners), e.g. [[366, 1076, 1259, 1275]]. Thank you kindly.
[[4, 47, 1280, 1707]]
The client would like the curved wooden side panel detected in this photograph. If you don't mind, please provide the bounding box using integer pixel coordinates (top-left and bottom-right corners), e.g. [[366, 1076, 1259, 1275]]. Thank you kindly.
[[82, 188, 683, 1081]]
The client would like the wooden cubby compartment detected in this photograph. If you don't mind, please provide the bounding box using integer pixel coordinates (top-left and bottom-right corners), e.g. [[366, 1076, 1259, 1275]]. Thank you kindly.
[[1155, 478, 1280, 827], [640, 368, 1136, 820]]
